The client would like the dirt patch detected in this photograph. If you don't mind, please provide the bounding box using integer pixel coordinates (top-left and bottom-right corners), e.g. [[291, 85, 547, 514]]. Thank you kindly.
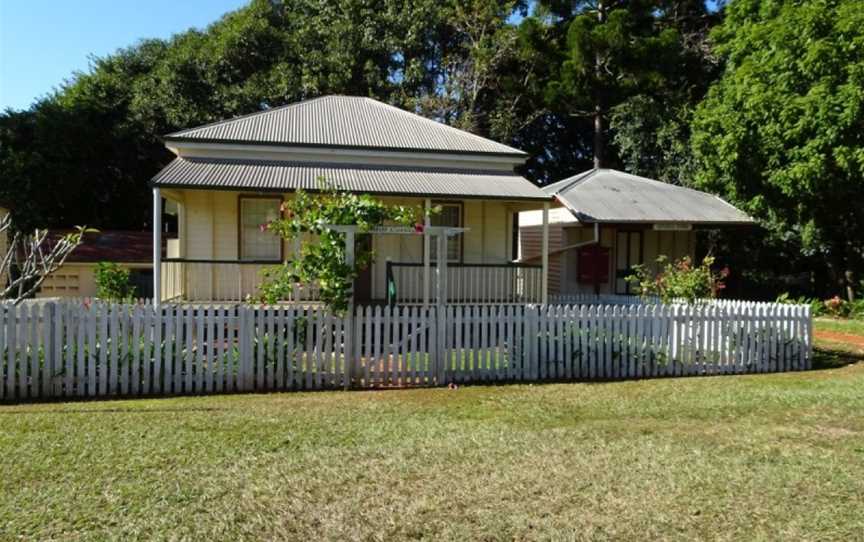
[[814, 329, 864, 349]]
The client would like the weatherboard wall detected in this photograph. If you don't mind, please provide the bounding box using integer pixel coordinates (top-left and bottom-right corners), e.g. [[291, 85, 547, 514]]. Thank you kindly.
[[172, 189, 530, 301]]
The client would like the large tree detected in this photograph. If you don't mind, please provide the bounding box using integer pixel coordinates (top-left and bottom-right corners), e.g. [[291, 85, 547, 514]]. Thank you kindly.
[[691, 0, 864, 298], [534, 0, 711, 171], [0, 0, 530, 230]]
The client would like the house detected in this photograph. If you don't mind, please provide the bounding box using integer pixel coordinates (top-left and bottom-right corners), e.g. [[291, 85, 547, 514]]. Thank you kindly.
[[150, 95, 551, 305], [37, 231, 154, 299], [519, 168, 753, 297]]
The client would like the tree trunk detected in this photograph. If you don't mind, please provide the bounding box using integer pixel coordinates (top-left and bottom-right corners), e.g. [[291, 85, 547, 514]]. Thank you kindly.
[[594, 105, 604, 169], [594, 1, 606, 169]]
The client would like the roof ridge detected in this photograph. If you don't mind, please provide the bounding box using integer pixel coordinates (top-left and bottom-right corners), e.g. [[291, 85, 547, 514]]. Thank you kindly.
[[165, 96, 333, 138], [543, 169, 598, 195], [164, 95, 527, 157], [365, 98, 527, 156]]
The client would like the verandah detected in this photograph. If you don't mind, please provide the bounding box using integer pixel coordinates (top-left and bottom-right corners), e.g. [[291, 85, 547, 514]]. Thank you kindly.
[[0, 299, 811, 402]]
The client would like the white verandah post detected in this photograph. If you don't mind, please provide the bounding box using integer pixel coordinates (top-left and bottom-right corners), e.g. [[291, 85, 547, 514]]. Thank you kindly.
[[153, 187, 162, 306], [344, 229, 355, 390], [541, 201, 549, 305], [423, 198, 431, 306], [436, 232, 448, 384]]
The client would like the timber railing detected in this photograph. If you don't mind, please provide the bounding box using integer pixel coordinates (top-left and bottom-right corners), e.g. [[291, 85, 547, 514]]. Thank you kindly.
[[386, 262, 543, 304], [0, 299, 811, 402], [161, 259, 319, 303]]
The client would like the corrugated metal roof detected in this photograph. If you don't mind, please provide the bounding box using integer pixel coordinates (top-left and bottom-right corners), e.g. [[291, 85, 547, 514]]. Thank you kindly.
[[545, 169, 754, 224], [165, 96, 527, 157], [152, 158, 549, 200]]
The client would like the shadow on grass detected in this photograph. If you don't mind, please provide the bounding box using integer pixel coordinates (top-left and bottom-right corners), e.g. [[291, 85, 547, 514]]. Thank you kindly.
[[813, 345, 864, 370], [0, 406, 225, 414]]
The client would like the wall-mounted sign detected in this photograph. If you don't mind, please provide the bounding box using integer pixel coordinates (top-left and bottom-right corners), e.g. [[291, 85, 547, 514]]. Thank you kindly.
[[653, 223, 693, 231]]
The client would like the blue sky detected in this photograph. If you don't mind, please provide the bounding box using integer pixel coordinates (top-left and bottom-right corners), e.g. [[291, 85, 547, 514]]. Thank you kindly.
[[0, 0, 248, 110]]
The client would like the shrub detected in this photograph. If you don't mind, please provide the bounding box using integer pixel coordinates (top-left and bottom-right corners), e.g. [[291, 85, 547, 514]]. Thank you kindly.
[[627, 255, 727, 304], [94, 262, 134, 301]]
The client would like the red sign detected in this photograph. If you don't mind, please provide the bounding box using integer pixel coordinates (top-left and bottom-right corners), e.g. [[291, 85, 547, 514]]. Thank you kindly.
[[577, 246, 610, 284]]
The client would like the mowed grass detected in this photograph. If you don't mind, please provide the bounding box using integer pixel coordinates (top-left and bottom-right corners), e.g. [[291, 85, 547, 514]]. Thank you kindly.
[[815, 317, 864, 337], [2, 335, 863, 540]]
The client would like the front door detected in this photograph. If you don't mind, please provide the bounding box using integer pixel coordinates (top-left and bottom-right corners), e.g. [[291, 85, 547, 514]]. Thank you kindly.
[[615, 231, 643, 294], [353, 234, 373, 303]]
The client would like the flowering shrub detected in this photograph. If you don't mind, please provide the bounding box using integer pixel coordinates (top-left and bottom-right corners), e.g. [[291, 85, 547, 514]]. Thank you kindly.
[[776, 293, 864, 319], [256, 180, 428, 313], [626, 255, 728, 304]]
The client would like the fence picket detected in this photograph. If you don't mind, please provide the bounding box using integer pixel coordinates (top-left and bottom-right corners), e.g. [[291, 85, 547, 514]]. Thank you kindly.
[[0, 297, 815, 402]]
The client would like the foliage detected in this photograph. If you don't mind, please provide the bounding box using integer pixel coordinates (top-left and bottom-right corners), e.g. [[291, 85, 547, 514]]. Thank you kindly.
[[94, 262, 135, 301], [0, 214, 93, 303], [532, 0, 719, 169], [0, 0, 540, 229], [627, 254, 728, 304], [257, 182, 426, 312], [691, 0, 864, 298]]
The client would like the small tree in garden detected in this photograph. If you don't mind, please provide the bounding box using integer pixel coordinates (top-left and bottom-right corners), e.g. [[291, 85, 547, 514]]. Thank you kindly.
[[257, 181, 427, 313], [627, 255, 729, 305], [94, 262, 135, 301], [0, 214, 93, 304]]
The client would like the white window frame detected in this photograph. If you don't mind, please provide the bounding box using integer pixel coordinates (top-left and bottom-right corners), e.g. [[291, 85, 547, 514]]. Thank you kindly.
[[430, 202, 462, 263], [239, 196, 282, 262]]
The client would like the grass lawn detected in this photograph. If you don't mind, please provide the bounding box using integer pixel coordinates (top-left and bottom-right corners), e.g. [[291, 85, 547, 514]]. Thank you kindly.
[[1, 329, 862, 540], [814, 316, 864, 337]]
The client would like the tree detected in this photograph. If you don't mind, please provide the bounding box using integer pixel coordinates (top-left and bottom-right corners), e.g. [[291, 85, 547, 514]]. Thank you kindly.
[[691, 0, 864, 299], [538, 0, 688, 168], [0, 215, 91, 303], [1, 0, 528, 229]]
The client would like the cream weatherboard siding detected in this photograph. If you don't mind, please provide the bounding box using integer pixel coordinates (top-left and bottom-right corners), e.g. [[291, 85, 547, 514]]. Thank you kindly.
[[37, 262, 152, 298], [520, 222, 695, 296], [170, 189, 528, 301]]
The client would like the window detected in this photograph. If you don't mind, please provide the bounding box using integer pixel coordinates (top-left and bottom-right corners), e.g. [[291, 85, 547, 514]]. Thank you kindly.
[[430, 203, 462, 262], [240, 197, 282, 261]]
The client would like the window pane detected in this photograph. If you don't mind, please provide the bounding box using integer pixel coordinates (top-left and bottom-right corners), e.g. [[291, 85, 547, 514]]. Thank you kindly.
[[430, 204, 461, 262], [241, 198, 281, 261]]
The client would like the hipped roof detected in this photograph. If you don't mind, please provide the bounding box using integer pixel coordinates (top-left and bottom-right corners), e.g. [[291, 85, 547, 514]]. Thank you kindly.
[[545, 169, 754, 225]]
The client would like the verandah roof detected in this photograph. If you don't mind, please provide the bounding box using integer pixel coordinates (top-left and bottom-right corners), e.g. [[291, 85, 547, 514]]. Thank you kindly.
[[151, 157, 550, 201]]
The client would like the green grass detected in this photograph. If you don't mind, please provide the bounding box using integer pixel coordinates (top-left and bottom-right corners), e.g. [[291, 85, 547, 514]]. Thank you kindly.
[[815, 317, 864, 337], [2, 349, 863, 540]]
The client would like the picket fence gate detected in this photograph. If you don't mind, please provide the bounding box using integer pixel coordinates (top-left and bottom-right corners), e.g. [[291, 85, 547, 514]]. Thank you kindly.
[[0, 300, 812, 401]]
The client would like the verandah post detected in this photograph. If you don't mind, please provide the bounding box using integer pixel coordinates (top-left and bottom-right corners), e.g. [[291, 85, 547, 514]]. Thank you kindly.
[[344, 229, 355, 390], [436, 233, 448, 385], [152, 187, 162, 308], [541, 201, 549, 305], [423, 198, 431, 306]]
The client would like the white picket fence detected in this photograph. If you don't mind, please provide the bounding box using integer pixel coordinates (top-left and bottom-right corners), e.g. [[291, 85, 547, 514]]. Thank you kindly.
[[0, 300, 811, 401]]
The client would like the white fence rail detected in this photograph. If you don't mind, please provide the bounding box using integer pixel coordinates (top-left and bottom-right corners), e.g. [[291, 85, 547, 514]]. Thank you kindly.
[[388, 263, 543, 304], [0, 300, 811, 401]]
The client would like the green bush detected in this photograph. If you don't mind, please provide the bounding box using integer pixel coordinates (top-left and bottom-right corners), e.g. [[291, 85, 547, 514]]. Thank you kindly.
[[627, 255, 728, 304], [777, 292, 864, 320], [94, 262, 135, 301]]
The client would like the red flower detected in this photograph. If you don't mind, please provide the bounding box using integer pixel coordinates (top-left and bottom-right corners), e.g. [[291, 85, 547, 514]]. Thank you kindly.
[[414, 223, 424, 233], [259, 223, 268, 233]]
